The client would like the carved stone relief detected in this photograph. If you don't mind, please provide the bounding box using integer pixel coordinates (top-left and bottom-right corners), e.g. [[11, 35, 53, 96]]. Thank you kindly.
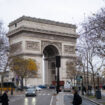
[[41, 41, 62, 54], [10, 41, 22, 53], [22, 32, 76, 43], [64, 45, 75, 54], [26, 41, 40, 51]]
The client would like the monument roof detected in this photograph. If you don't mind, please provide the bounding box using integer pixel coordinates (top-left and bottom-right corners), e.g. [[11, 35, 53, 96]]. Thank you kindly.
[[9, 16, 76, 29]]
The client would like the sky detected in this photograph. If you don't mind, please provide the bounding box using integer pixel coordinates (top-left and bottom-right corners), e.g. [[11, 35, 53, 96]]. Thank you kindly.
[[0, 0, 105, 30]]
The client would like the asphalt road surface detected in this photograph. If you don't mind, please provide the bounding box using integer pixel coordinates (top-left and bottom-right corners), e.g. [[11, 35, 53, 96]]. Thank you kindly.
[[0, 89, 56, 105], [64, 95, 97, 105]]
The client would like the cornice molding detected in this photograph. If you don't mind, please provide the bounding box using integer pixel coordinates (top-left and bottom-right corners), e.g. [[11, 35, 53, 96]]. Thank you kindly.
[[9, 16, 76, 29], [61, 55, 76, 59], [10, 52, 76, 59], [7, 26, 78, 38], [10, 53, 43, 57]]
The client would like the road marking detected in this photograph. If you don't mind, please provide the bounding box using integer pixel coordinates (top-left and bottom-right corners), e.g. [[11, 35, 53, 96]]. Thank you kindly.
[[38, 93, 51, 96], [10, 96, 24, 103], [15, 94, 25, 96], [50, 96, 53, 105]]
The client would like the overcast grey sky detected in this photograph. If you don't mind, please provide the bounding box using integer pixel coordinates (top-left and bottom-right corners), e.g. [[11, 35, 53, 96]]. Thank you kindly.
[[0, 0, 105, 30]]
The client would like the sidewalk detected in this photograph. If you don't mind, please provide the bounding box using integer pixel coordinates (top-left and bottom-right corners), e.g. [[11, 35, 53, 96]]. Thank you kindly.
[[56, 92, 64, 105], [82, 95, 103, 105], [56, 92, 105, 105], [82, 93, 105, 105]]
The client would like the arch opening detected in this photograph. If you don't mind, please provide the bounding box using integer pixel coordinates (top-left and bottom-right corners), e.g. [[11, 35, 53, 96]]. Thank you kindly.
[[42, 45, 59, 85]]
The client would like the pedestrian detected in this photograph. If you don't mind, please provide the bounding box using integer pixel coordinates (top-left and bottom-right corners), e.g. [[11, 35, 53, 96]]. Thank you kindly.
[[72, 88, 82, 105], [1, 90, 9, 105], [11, 88, 13, 95], [82, 86, 86, 95]]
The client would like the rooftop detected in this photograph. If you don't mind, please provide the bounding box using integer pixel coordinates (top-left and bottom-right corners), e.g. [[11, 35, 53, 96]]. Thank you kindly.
[[9, 16, 76, 29]]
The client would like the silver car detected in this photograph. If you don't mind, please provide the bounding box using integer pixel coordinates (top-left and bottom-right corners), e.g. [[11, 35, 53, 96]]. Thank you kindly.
[[25, 88, 36, 97]]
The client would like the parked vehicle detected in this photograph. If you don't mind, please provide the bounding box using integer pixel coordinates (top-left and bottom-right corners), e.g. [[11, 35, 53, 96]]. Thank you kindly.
[[35, 86, 42, 91], [49, 85, 56, 89], [28, 86, 36, 89], [23, 86, 28, 90], [25, 88, 36, 97], [102, 85, 105, 89], [38, 85, 47, 89]]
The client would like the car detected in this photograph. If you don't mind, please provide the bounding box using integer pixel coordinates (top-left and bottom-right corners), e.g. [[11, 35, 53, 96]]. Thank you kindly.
[[28, 86, 36, 90], [25, 88, 36, 97], [38, 85, 47, 89], [49, 85, 56, 89], [36, 86, 42, 91], [23, 86, 28, 90]]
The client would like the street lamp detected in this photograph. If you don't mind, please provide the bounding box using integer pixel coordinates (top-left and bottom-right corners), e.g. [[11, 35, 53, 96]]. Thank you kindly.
[[80, 76, 84, 95], [56, 56, 61, 94], [96, 73, 101, 99], [97, 73, 100, 90], [103, 76, 104, 86]]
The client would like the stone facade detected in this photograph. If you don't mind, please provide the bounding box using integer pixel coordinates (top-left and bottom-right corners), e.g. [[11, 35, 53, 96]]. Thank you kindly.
[[7, 16, 78, 86]]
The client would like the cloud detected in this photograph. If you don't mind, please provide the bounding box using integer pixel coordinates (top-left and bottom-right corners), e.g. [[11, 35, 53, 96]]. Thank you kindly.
[[0, 0, 104, 29]]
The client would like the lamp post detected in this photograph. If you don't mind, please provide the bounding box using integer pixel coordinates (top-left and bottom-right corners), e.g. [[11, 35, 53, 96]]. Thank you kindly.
[[96, 73, 101, 99], [103, 76, 104, 86], [86, 52, 89, 95], [56, 56, 61, 94], [97, 73, 100, 90], [80, 76, 84, 95]]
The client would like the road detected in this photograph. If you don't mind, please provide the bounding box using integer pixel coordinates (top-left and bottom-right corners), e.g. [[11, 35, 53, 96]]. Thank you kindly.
[[0, 89, 56, 105], [64, 94, 97, 105], [0, 90, 99, 105]]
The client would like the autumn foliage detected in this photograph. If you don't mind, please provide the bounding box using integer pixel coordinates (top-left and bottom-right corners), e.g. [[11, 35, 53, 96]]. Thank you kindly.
[[10, 57, 37, 79]]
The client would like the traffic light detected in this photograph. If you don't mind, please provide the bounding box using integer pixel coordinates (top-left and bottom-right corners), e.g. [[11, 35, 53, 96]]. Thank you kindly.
[[80, 76, 83, 80], [56, 56, 61, 67]]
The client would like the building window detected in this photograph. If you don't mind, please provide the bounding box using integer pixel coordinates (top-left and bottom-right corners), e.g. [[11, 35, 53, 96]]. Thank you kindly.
[[15, 23, 17, 27]]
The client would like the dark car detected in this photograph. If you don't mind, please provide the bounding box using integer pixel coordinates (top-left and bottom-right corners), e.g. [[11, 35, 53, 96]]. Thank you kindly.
[[49, 85, 56, 89], [38, 85, 47, 89], [102, 85, 105, 89], [25, 88, 36, 97]]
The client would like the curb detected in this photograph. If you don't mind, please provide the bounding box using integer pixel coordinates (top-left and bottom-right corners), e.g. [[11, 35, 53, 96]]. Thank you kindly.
[[81, 95, 102, 105], [56, 92, 64, 105]]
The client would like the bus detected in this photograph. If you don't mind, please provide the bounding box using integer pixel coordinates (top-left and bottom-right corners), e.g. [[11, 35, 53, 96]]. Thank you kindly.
[[0, 82, 16, 91]]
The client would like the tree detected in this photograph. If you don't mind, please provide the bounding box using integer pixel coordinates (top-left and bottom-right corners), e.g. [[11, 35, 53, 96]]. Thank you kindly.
[[76, 54, 87, 86], [0, 21, 9, 94], [0, 21, 9, 72], [77, 33, 104, 94], [81, 8, 105, 58], [77, 8, 105, 95], [10, 57, 37, 89], [66, 60, 78, 86]]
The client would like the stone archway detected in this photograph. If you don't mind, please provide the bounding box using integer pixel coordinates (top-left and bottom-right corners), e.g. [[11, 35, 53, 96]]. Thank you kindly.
[[7, 16, 77, 86], [43, 45, 59, 85]]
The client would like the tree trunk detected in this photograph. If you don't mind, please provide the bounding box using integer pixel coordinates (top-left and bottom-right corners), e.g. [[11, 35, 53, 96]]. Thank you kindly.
[[74, 76, 76, 86], [83, 65, 86, 86], [0, 60, 9, 94], [21, 77, 24, 90], [25, 78, 27, 86], [92, 73, 96, 96], [0, 75, 4, 95]]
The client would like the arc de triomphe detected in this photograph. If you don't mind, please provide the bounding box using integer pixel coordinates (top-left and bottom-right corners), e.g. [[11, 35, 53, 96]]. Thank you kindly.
[[7, 16, 77, 86]]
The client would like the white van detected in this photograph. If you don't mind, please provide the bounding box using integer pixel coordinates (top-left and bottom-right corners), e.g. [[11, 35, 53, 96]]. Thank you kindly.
[[64, 81, 72, 92]]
